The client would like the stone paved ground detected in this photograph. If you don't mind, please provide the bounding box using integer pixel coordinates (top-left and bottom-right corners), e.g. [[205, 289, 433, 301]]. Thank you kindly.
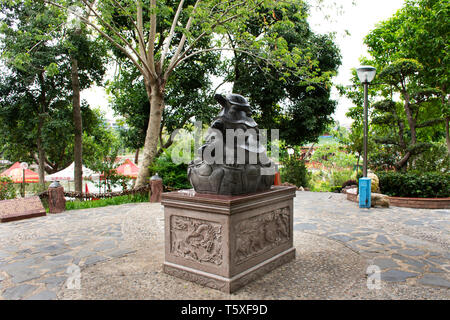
[[0, 191, 448, 300]]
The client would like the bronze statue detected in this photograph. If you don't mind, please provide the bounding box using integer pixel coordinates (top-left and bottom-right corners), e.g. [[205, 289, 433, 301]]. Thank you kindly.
[[188, 93, 274, 195]]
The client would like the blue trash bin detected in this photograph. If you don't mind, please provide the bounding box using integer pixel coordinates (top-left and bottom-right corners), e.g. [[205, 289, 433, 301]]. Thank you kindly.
[[359, 178, 371, 208]]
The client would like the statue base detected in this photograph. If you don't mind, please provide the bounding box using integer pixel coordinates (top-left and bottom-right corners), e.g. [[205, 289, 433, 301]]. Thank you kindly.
[[161, 186, 296, 293]]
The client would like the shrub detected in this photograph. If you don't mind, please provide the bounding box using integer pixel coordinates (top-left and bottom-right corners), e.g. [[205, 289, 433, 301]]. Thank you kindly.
[[330, 169, 355, 188], [280, 157, 309, 188], [377, 171, 450, 198], [410, 142, 450, 173], [66, 193, 148, 211], [0, 176, 16, 200], [149, 153, 191, 190], [342, 179, 358, 188]]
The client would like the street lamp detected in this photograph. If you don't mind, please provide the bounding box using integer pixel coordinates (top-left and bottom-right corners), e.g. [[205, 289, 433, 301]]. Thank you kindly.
[[356, 66, 376, 178]]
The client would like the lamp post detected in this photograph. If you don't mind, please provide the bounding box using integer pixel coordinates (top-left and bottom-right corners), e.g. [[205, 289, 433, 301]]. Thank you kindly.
[[356, 66, 376, 177]]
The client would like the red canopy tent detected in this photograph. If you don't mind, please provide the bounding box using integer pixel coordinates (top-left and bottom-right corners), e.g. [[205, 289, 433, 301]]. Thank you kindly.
[[115, 159, 139, 178], [0, 162, 39, 183]]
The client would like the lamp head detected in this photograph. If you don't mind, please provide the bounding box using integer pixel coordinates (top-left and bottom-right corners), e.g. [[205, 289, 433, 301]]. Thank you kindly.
[[357, 66, 376, 84]]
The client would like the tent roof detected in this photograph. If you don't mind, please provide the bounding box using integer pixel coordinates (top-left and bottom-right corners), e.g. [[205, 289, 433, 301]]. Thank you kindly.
[[44, 162, 99, 181], [115, 159, 139, 178], [0, 162, 39, 183]]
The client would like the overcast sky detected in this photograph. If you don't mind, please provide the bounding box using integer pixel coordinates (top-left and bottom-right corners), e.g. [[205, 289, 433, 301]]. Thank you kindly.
[[82, 0, 406, 127], [308, 0, 405, 127]]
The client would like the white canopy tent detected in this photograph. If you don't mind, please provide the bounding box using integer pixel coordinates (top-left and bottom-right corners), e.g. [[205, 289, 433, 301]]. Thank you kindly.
[[45, 162, 101, 193], [44, 162, 99, 181]]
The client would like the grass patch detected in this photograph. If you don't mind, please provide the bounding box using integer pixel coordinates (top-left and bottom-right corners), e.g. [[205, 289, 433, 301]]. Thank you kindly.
[[65, 193, 149, 211]]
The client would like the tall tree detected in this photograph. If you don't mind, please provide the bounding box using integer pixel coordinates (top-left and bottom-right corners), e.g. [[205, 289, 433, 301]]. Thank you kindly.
[[371, 59, 442, 170], [340, 0, 449, 171], [365, 0, 449, 153], [0, 0, 106, 189], [45, 0, 335, 187], [66, 1, 107, 192], [0, 0, 66, 189], [106, 29, 221, 160], [230, 1, 341, 146]]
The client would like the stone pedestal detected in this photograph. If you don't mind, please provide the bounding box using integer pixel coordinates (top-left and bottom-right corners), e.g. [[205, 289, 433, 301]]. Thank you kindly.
[[48, 185, 66, 214], [161, 186, 296, 293], [150, 180, 163, 203]]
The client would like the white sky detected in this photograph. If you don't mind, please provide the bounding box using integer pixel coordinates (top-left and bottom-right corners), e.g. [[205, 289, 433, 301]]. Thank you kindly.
[[82, 0, 406, 128], [308, 0, 405, 127]]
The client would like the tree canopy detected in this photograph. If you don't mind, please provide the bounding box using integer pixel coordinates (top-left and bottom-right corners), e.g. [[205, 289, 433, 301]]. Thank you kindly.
[[340, 0, 449, 172], [0, 0, 110, 183]]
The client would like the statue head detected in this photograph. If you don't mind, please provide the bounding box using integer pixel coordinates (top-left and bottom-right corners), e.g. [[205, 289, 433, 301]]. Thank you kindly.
[[214, 93, 257, 128]]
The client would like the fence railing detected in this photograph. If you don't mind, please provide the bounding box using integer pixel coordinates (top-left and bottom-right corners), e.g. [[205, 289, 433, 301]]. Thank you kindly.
[[37, 184, 152, 201]]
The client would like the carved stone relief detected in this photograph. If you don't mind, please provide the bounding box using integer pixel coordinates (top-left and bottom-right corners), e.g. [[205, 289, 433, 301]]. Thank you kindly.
[[164, 265, 227, 291], [170, 215, 223, 266], [234, 207, 290, 265]]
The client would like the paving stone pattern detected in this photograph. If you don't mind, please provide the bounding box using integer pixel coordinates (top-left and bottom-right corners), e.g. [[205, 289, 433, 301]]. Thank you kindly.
[[0, 192, 448, 300]]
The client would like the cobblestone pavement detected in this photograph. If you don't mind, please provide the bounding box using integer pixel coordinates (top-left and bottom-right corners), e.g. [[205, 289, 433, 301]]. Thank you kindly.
[[0, 192, 448, 300]]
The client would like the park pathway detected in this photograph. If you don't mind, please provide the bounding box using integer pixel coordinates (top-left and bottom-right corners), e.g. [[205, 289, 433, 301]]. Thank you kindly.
[[0, 192, 448, 299]]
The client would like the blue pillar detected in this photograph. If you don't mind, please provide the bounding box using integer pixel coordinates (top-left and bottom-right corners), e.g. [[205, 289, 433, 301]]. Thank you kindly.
[[359, 178, 371, 208]]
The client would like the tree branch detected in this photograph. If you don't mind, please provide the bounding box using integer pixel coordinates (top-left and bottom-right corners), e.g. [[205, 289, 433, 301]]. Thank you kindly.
[[165, 0, 263, 78], [146, 0, 157, 76], [166, 0, 201, 75], [44, 0, 149, 78], [416, 118, 444, 128], [79, 0, 154, 78], [160, 0, 185, 67], [136, 1, 150, 77]]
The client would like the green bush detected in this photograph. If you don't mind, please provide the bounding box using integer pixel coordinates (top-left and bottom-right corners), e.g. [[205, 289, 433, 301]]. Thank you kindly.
[[377, 171, 450, 198], [330, 169, 355, 188], [280, 157, 309, 188], [410, 142, 450, 173], [66, 193, 148, 211], [0, 176, 16, 200], [149, 153, 191, 190]]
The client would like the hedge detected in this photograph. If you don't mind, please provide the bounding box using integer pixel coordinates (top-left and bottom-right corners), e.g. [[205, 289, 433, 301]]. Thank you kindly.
[[376, 171, 450, 198]]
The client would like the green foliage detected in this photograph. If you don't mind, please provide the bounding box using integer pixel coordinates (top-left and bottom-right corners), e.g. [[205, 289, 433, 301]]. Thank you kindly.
[[307, 142, 358, 192], [280, 157, 309, 188], [0, 0, 108, 174], [377, 171, 450, 198], [0, 176, 16, 200], [308, 171, 330, 192], [66, 193, 148, 211], [409, 141, 450, 173], [330, 169, 355, 189], [365, 0, 449, 91], [311, 144, 357, 169], [308, 169, 356, 192], [88, 148, 132, 192], [339, 0, 449, 172], [149, 153, 191, 190], [231, 1, 342, 146], [107, 42, 220, 152]]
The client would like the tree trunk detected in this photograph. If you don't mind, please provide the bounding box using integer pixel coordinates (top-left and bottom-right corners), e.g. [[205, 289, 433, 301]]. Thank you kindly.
[[395, 151, 411, 171], [37, 71, 46, 191], [356, 153, 360, 178], [445, 116, 450, 154], [135, 82, 164, 187], [403, 95, 417, 145], [72, 56, 83, 193], [134, 148, 140, 165], [37, 116, 46, 191]]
